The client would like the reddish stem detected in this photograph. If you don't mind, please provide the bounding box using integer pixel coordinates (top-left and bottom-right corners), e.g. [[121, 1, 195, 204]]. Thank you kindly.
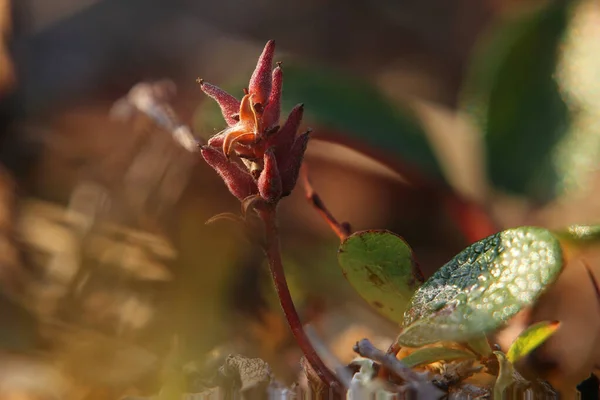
[[301, 165, 351, 242], [259, 205, 343, 392]]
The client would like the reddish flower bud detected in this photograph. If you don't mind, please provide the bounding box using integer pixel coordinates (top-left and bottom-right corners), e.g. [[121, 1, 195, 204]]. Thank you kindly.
[[262, 65, 283, 131], [201, 146, 258, 200], [200, 41, 310, 203], [248, 40, 275, 106], [198, 80, 240, 127], [270, 104, 304, 162], [258, 148, 282, 202], [280, 131, 310, 196]]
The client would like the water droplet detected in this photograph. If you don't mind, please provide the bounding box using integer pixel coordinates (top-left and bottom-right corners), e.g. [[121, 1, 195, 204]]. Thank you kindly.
[[515, 278, 527, 291], [430, 300, 446, 311], [473, 243, 484, 254]]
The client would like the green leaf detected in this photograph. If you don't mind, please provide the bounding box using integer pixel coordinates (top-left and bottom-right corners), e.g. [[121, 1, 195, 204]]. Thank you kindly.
[[552, 2, 600, 197], [396, 227, 563, 347], [466, 334, 493, 357], [507, 320, 560, 363], [337, 230, 424, 323], [460, 1, 572, 202], [280, 65, 443, 180], [400, 347, 476, 368], [195, 64, 445, 184], [554, 224, 600, 245]]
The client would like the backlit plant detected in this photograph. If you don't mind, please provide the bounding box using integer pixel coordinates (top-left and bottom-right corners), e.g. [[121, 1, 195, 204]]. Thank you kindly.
[[193, 41, 595, 398], [119, 5, 599, 393]]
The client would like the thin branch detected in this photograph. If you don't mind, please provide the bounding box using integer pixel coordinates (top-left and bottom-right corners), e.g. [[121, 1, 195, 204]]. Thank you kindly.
[[353, 339, 421, 383], [301, 164, 351, 242], [354, 339, 444, 398], [259, 205, 344, 393]]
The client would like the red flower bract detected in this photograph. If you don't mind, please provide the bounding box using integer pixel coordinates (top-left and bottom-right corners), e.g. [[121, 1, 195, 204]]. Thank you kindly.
[[198, 41, 309, 203]]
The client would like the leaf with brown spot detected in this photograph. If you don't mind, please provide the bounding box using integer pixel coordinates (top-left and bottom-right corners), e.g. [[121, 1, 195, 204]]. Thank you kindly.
[[337, 230, 423, 323]]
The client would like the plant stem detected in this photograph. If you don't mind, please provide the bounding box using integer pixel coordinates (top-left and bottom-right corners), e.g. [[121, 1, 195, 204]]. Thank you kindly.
[[301, 165, 351, 242], [260, 205, 343, 392]]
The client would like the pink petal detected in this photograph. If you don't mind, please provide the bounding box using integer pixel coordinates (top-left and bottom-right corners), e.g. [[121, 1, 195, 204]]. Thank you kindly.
[[281, 131, 310, 196], [270, 104, 304, 166], [198, 80, 240, 127], [262, 65, 283, 131], [201, 146, 258, 200], [248, 40, 275, 106], [258, 148, 282, 202], [208, 132, 225, 147]]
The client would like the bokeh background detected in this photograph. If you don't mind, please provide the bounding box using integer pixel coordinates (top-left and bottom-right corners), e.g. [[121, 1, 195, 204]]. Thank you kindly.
[[1, 0, 600, 398]]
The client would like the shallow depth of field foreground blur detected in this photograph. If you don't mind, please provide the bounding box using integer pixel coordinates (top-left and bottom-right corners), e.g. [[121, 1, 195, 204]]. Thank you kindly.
[[1, 0, 600, 398]]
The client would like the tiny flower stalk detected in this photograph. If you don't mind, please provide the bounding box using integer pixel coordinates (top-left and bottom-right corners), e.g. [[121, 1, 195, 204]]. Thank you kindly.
[[199, 41, 342, 391]]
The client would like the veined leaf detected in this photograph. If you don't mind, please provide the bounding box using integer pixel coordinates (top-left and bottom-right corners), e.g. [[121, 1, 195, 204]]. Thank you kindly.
[[397, 227, 563, 347]]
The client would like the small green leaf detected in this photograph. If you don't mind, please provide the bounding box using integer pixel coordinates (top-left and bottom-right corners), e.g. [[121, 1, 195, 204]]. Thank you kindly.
[[554, 224, 600, 245], [466, 334, 493, 357], [460, 1, 572, 202], [507, 320, 560, 363], [493, 351, 516, 399], [337, 230, 423, 323], [400, 347, 476, 368], [397, 227, 563, 347]]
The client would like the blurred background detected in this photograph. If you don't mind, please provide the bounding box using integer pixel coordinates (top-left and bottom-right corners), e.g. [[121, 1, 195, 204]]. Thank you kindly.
[[1, 0, 600, 398]]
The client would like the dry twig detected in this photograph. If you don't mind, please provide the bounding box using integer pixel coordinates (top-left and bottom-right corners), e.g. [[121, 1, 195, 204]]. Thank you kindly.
[[301, 165, 351, 241], [353, 339, 444, 399]]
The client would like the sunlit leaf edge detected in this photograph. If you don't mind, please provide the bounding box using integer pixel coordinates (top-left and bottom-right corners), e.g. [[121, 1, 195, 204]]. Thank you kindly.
[[396, 227, 563, 347], [506, 320, 560, 363], [400, 346, 476, 368]]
